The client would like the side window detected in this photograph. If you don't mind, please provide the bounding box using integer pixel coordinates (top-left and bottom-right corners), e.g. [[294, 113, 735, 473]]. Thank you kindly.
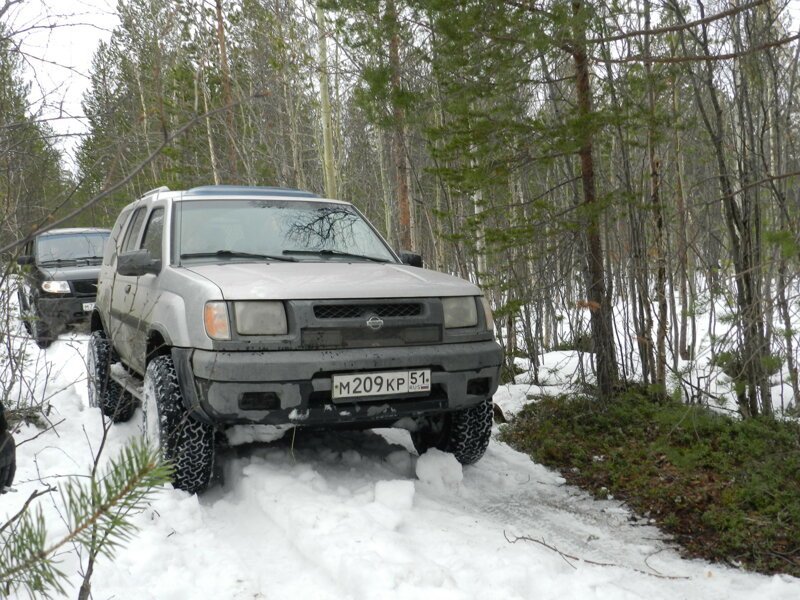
[[103, 208, 132, 266], [140, 208, 164, 262], [121, 207, 147, 253]]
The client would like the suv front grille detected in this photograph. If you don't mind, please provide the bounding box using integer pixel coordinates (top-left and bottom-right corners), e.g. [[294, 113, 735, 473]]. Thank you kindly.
[[302, 325, 440, 349], [72, 280, 99, 296], [314, 303, 422, 319]]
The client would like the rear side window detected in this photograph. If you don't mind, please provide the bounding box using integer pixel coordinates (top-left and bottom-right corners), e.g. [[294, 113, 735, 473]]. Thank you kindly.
[[121, 207, 147, 253], [140, 208, 165, 262], [103, 208, 133, 266]]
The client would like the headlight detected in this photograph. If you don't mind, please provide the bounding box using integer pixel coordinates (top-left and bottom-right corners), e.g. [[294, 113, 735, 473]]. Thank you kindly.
[[480, 296, 495, 333], [41, 280, 70, 294], [442, 296, 478, 329], [204, 301, 231, 340], [234, 301, 288, 335]]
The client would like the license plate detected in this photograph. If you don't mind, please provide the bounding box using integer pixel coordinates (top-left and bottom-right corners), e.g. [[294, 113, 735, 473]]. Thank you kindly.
[[82, 302, 95, 312], [332, 369, 431, 400]]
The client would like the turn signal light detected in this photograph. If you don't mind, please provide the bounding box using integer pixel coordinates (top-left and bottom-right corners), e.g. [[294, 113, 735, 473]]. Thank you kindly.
[[204, 301, 231, 340]]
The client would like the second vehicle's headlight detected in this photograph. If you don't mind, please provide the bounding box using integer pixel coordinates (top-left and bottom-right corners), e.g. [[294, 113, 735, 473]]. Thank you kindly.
[[442, 296, 478, 329], [41, 280, 70, 294], [234, 301, 288, 335], [480, 296, 495, 333]]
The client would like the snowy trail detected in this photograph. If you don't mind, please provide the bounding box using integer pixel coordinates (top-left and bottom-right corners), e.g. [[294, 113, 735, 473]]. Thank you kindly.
[[2, 333, 799, 599]]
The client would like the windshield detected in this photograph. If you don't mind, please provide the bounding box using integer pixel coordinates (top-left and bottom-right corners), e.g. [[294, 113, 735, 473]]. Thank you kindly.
[[36, 232, 109, 263], [175, 200, 396, 264]]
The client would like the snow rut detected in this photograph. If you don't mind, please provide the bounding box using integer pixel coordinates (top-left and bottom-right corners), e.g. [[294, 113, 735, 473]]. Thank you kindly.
[[6, 334, 800, 599], [207, 429, 677, 599]]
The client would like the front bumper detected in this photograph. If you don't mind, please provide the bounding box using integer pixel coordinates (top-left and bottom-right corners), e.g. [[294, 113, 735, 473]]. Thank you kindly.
[[172, 341, 503, 427], [37, 296, 95, 329]]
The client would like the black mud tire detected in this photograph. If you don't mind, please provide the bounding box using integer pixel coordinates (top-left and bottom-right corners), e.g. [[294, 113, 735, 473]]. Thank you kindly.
[[144, 355, 214, 494], [17, 289, 33, 335], [87, 330, 136, 422], [412, 398, 493, 465], [28, 304, 53, 349]]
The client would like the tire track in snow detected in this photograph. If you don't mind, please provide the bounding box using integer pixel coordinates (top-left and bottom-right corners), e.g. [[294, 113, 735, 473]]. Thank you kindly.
[[6, 332, 798, 599], [196, 448, 351, 600], [452, 440, 676, 576]]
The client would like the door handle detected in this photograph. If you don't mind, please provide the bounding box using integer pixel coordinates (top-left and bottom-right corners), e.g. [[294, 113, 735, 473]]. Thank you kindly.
[[125, 284, 131, 293]]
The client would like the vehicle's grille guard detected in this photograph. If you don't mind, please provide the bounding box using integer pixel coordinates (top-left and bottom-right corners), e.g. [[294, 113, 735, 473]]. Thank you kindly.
[[72, 280, 99, 296], [313, 302, 422, 319]]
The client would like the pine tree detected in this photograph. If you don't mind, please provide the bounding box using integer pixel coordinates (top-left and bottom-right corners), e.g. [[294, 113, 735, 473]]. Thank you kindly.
[[0, 438, 171, 598]]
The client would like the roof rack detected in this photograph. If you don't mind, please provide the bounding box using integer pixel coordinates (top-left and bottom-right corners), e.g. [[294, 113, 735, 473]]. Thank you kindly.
[[186, 185, 318, 199], [143, 185, 170, 197]]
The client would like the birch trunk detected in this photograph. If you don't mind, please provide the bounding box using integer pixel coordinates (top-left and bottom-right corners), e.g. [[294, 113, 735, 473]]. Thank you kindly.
[[316, 4, 337, 198]]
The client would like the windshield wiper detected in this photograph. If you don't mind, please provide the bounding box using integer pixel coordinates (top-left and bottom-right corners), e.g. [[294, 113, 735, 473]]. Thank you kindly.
[[39, 258, 78, 266], [180, 250, 297, 262], [282, 249, 391, 263]]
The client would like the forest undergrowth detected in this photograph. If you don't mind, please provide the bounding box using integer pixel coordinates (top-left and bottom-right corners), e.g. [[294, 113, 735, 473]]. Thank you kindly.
[[500, 387, 800, 578]]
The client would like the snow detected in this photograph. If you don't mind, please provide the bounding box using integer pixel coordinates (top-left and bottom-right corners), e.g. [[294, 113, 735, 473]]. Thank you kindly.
[[2, 328, 800, 599], [415, 449, 464, 490], [225, 423, 291, 445]]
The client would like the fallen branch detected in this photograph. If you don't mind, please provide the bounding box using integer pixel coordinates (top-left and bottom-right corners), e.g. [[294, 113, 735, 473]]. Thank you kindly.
[[14, 419, 66, 448], [503, 531, 689, 580], [0, 487, 56, 536]]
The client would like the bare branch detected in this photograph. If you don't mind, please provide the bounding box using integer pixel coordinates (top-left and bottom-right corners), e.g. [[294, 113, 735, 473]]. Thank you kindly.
[[0, 487, 56, 537], [0, 0, 23, 23], [591, 0, 767, 44], [600, 31, 799, 64], [503, 531, 690, 580]]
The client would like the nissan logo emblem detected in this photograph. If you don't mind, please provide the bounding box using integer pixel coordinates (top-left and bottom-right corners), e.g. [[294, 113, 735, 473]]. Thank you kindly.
[[366, 315, 384, 330]]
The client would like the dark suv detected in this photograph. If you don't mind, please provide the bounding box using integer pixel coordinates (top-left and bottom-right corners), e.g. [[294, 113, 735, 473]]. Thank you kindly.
[[17, 228, 110, 348]]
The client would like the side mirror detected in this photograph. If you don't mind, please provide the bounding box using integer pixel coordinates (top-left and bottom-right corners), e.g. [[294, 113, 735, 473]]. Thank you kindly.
[[16, 255, 35, 266], [399, 251, 423, 268], [117, 250, 161, 277]]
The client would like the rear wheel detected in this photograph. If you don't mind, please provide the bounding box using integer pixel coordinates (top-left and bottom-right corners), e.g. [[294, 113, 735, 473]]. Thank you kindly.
[[87, 330, 136, 422], [144, 355, 215, 494], [412, 398, 493, 465]]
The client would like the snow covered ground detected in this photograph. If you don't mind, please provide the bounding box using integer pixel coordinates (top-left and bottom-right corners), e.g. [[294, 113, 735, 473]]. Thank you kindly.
[[1, 329, 799, 598]]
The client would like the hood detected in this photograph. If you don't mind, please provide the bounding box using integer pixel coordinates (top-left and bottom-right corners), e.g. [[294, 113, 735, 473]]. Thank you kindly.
[[39, 264, 103, 281], [184, 261, 481, 300]]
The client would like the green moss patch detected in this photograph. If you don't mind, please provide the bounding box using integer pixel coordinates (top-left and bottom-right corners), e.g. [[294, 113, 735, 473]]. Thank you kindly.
[[499, 389, 800, 577]]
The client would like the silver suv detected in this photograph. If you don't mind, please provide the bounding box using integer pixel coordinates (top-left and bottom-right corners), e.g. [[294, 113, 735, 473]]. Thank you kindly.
[[89, 185, 502, 493]]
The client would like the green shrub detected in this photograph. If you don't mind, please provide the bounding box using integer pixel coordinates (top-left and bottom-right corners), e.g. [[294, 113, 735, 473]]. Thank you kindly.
[[500, 389, 800, 577]]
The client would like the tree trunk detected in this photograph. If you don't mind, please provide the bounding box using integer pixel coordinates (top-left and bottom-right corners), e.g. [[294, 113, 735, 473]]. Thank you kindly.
[[376, 129, 394, 245], [571, 0, 617, 400], [198, 67, 221, 185], [672, 74, 692, 361], [644, 0, 668, 390], [387, 0, 413, 251], [316, 4, 337, 198], [214, 0, 238, 181], [681, 7, 771, 416]]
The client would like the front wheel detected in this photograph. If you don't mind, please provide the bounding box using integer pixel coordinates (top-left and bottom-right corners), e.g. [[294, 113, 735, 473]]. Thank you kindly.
[[143, 355, 215, 494], [17, 289, 32, 335], [31, 315, 53, 349], [24, 297, 53, 349], [411, 398, 494, 465]]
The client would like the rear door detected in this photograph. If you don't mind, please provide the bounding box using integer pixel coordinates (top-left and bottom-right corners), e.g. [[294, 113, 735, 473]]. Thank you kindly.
[[97, 207, 132, 329], [109, 206, 147, 363]]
